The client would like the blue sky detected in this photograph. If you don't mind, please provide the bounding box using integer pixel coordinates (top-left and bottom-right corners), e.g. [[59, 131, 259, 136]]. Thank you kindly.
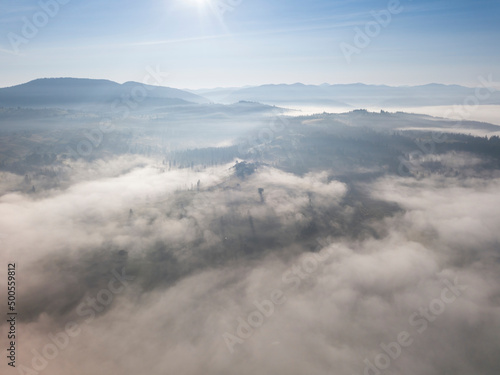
[[0, 0, 499, 88]]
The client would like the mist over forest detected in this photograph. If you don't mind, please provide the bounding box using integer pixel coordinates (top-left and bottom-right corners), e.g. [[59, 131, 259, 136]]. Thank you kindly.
[[1, 76, 500, 375]]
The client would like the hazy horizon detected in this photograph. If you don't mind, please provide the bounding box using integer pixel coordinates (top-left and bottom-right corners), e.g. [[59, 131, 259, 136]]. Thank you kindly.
[[1, 77, 494, 91], [1, 0, 499, 88]]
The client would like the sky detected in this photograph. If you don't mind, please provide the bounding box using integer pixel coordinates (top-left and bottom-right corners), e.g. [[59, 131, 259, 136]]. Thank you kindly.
[[0, 0, 499, 89]]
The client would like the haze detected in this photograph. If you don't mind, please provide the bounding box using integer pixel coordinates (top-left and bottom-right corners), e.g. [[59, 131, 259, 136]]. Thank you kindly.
[[1, 1, 499, 375]]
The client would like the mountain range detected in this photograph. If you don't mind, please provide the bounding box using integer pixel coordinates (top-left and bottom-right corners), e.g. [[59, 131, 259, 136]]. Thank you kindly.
[[0, 78, 210, 109], [189, 82, 500, 107], [1, 78, 499, 110]]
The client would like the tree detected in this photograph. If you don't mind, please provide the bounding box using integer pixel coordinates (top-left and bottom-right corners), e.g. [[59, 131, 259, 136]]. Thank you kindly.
[[258, 188, 264, 203]]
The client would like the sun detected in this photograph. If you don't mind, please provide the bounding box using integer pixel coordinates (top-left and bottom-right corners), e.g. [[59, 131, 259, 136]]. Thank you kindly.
[[182, 0, 228, 25], [184, 0, 212, 10]]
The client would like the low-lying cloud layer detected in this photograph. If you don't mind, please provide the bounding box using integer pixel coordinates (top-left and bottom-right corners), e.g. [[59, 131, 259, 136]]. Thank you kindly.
[[1, 155, 499, 375]]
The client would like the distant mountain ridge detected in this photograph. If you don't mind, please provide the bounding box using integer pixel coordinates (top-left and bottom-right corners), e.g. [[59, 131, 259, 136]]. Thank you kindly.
[[2, 78, 499, 110], [188, 82, 500, 107], [0, 78, 210, 109]]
